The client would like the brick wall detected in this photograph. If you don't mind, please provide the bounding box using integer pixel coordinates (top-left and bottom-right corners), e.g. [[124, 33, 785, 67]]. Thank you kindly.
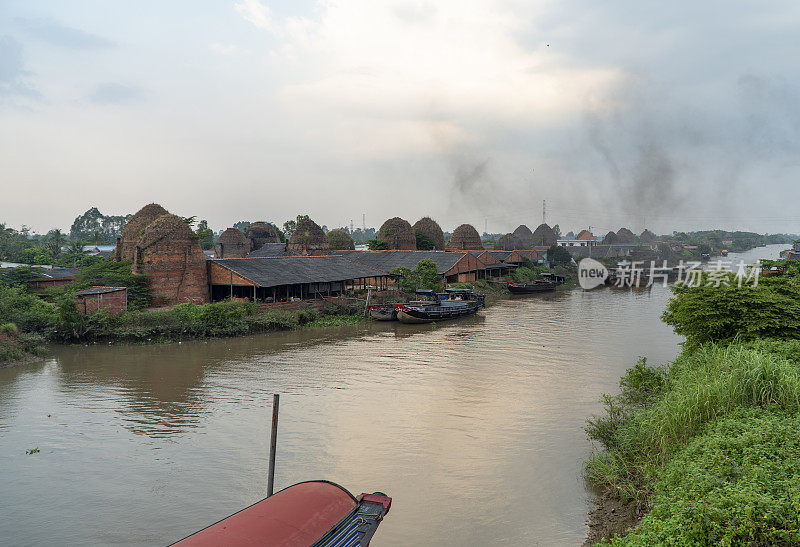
[[77, 290, 127, 316], [137, 242, 209, 305]]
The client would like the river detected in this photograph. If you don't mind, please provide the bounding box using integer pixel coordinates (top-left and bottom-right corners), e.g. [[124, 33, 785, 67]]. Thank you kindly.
[[0, 245, 783, 545]]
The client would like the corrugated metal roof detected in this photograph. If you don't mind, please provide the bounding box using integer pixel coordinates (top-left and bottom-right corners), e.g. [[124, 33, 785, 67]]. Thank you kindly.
[[40, 268, 79, 279], [489, 250, 511, 261], [248, 243, 291, 258], [75, 286, 127, 296], [211, 256, 387, 288], [339, 250, 466, 274]]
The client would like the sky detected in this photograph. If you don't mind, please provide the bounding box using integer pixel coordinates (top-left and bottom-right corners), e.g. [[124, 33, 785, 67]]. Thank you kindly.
[[1, 0, 799, 236]]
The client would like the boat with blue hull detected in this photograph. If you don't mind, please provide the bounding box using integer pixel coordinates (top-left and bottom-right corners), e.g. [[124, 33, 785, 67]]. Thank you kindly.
[[396, 289, 485, 323]]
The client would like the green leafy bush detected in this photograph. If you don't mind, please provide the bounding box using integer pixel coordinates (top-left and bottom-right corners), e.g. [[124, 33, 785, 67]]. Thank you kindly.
[[661, 275, 800, 347]]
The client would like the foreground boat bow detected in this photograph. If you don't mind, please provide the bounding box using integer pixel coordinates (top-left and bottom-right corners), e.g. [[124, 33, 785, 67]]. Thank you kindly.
[[172, 481, 391, 547]]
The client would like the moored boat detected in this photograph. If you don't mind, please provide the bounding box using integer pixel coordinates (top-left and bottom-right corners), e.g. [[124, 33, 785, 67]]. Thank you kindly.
[[701, 253, 711, 261], [396, 289, 485, 323], [720, 249, 728, 256], [368, 304, 400, 321], [172, 480, 391, 546], [506, 280, 556, 293], [538, 272, 566, 285]]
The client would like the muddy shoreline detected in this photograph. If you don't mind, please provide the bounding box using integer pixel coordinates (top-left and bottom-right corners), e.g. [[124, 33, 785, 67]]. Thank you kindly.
[[584, 490, 646, 545]]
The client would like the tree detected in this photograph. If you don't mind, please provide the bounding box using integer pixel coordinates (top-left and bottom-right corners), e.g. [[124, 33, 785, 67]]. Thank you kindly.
[[415, 231, 436, 250], [45, 229, 65, 258], [283, 214, 310, 240], [414, 259, 441, 291], [390, 259, 442, 292], [233, 221, 251, 233], [327, 229, 355, 250], [547, 244, 572, 267], [69, 207, 129, 244], [367, 238, 388, 250], [552, 224, 562, 239], [195, 220, 215, 250]]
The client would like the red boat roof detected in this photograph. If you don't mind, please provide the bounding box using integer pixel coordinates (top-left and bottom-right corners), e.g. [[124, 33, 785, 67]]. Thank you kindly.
[[172, 481, 358, 546]]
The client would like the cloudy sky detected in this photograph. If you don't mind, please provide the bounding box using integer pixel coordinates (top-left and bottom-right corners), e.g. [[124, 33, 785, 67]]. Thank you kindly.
[[1, 0, 799, 236]]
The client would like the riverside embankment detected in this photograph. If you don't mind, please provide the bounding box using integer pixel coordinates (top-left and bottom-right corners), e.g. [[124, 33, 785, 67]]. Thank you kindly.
[[584, 244, 797, 544]]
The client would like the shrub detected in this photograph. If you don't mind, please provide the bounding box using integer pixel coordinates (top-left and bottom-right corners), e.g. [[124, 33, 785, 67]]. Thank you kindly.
[[661, 275, 800, 347], [613, 408, 800, 545]]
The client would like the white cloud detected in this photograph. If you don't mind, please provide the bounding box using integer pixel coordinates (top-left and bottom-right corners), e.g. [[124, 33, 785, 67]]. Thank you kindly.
[[234, 0, 275, 32], [246, 1, 618, 159]]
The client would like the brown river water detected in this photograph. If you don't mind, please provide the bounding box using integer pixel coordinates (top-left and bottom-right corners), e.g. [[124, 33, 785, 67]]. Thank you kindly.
[[0, 245, 782, 545]]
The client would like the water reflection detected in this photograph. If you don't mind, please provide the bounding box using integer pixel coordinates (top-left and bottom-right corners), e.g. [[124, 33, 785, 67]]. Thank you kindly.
[[0, 245, 783, 546]]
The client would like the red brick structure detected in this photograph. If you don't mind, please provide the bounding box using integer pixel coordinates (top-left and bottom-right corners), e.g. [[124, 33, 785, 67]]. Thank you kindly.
[[412, 217, 445, 250], [76, 286, 128, 315], [447, 224, 483, 250], [246, 222, 282, 252], [215, 228, 250, 259], [287, 219, 330, 256], [116, 203, 169, 262], [133, 213, 209, 305], [379, 217, 417, 250]]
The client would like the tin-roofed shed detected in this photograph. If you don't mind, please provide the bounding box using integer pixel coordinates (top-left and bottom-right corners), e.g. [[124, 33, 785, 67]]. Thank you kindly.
[[340, 250, 481, 283], [208, 256, 390, 302]]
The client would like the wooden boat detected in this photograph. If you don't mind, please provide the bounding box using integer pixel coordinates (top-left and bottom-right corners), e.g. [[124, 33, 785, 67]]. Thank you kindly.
[[396, 289, 485, 323], [539, 272, 566, 285], [172, 480, 391, 546], [368, 304, 400, 321], [701, 253, 711, 261], [507, 280, 556, 293]]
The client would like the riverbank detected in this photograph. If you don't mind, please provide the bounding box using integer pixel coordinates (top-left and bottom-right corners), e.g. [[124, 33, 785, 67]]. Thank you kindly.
[[584, 267, 800, 544], [0, 334, 48, 369]]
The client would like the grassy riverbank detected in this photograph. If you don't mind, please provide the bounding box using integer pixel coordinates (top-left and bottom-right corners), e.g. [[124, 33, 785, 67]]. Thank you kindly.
[[585, 270, 800, 544]]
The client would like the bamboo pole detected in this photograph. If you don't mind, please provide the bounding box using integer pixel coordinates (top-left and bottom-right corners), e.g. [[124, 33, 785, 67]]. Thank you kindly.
[[267, 394, 279, 497]]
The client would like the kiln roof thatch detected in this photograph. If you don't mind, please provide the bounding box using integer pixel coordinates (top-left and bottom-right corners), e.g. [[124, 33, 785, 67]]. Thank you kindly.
[[530, 223, 556, 246], [447, 224, 483, 250], [603, 231, 619, 244], [512, 225, 533, 242], [639, 229, 657, 243], [495, 233, 523, 250], [412, 217, 445, 250], [616, 227, 637, 243], [246, 222, 281, 244], [326, 229, 355, 250], [218, 227, 248, 245], [287, 219, 329, 255], [121, 203, 169, 241], [379, 217, 416, 250], [139, 214, 194, 249]]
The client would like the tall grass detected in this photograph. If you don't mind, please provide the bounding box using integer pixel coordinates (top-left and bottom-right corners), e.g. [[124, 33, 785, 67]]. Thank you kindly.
[[586, 341, 800, 504]]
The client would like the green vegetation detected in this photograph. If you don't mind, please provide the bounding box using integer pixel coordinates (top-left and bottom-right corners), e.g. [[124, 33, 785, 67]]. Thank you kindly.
[[282, 214, 310, 240], [69, 207, 129, 244], [390, 259, 442, 292], [415, 231, 436, 250], [194, 220, 215, 250], [586, 273, 800, 544], [547, 244, 572, 267], [0, 258, 367, 364], [366, 238, 388, 250]]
